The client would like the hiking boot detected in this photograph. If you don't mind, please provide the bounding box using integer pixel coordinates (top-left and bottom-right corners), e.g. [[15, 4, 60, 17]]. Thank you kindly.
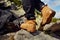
[[38, 5, 56, 31], [20, 20, 36, 33], [41, 5, 56, 25]]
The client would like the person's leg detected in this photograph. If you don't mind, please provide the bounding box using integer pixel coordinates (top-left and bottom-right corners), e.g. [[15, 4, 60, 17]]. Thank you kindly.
[[22, 0, 35, 20], [35, 0, 55, 31], [21, 0, 36, 32], [35, 0, 45, 12]]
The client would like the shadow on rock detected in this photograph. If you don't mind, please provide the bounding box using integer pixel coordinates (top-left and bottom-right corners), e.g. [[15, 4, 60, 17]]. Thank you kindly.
[[44, 22, 60, 39]]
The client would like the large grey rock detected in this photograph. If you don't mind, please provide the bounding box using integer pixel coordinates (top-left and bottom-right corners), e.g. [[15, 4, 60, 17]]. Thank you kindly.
[[14, 29, 34, 40], [0, 10, 12, 29], [14, 29, 60, 40], [0, 30, 60, 40], [0, 9, 23, 35]]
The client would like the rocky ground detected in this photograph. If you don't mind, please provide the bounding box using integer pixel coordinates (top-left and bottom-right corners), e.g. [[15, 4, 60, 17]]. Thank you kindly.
[[0, 2, 60, 40], [0, 29, 60, 40], [0, 8, 60, 40]]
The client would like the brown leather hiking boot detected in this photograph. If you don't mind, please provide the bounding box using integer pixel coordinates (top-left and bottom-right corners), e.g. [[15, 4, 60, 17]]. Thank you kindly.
[[41, 5, 56, 25], [20, 20, 36, 33], [38, 5, 56, 31]]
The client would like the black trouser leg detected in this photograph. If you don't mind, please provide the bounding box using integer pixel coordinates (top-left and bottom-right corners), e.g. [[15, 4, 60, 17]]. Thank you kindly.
[[22, 0, 45, 20], [22, 0, 35, 20], [35, 0, 45, 12]]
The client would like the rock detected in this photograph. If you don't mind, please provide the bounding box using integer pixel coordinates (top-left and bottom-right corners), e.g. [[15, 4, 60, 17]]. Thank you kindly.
[[0, 30, 60, 40], [13, 17, 27, 26], [4, 1, 11, 7], [4, 22, 20, 33], [14, 30, 60, 40], [14, 30, 42, 40], [11, 3, 17, 10], [0, 10, 12, 30], [14, 29, 33, 40], [0, 0, 11, 10], [10, 8, 25, 18], [43, 22, 60, 34], [43, 23, 55, 31], [0, 0, 5, 3], [0, 9, 21, 35], [49, 22, 60, 32], [0, 32, 15, 40], [0, 7, 25, 35]]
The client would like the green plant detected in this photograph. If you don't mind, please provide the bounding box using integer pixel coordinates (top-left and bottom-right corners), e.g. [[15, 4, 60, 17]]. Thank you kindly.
[[9, 0, 22, 6], [52, 18, 60, 22]]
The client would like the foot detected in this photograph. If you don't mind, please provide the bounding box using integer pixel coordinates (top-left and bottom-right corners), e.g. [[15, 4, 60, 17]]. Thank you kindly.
[[20, 20, 36, 33]]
